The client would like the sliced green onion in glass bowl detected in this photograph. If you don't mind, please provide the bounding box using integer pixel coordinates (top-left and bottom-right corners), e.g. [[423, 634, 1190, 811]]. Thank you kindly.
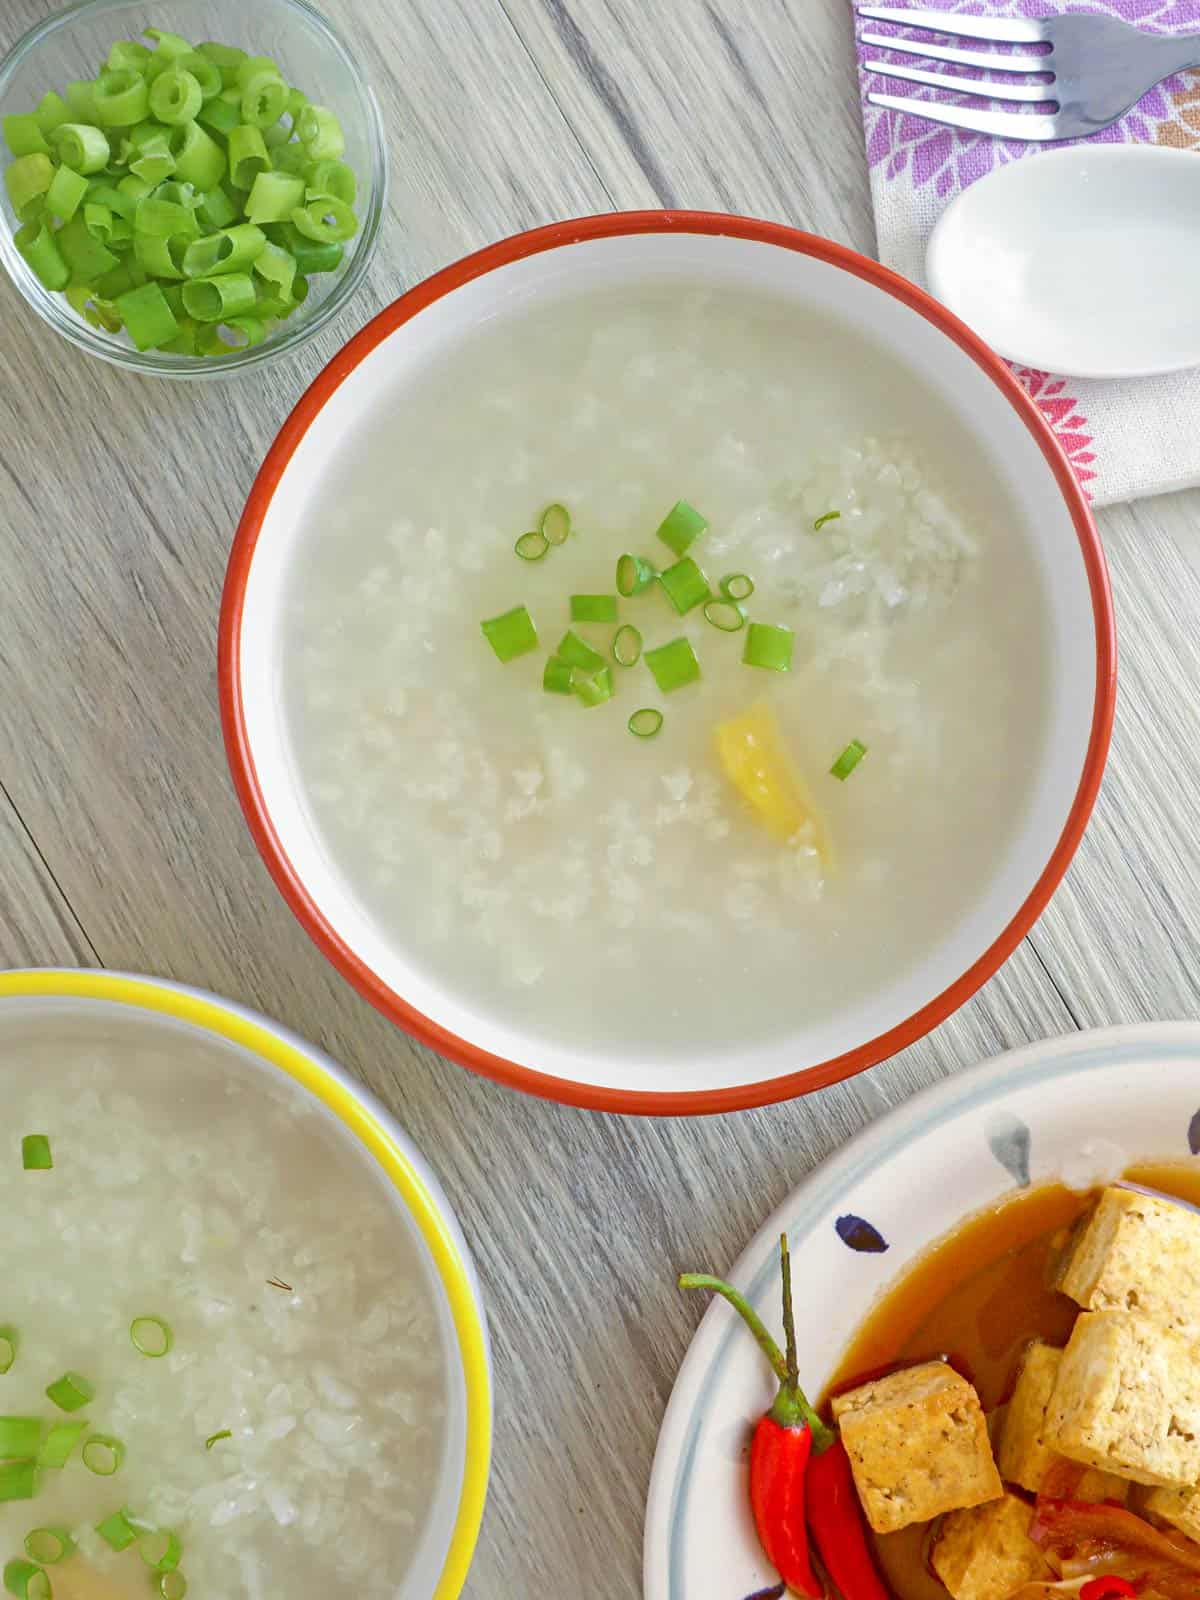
[[0, 0, 387, 376]]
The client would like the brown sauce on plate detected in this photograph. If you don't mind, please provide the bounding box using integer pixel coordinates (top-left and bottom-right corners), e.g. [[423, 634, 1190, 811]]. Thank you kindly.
[[820, 1164, 1200, 1600]]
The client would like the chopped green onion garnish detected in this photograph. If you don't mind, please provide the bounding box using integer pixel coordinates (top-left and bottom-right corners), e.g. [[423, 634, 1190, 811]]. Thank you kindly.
[[21, 1135, 51, 1171], [82, 1435, 124, 1477], [542, 657, 574, 696], [659, 557, 712, 616], [0, 1420, 41, 1457], [290, 195, 358, 244], [44, 164, 86, 222], [34, 94, 70, 139], [45, 1372, 92, 1413], [242, 72, 289, 131], [814, 510, 841, 531], [182, 273, 257, 324], [3, 1560, 49, 1600], [63, 81, 95, 121], [0, 1463, 37, 1504], [0, 1329, 15, 1375], [130, 1316, 173, 1358], [52, 122, 109, 175], [91, 69, 149, 128], [148, 68, 205, 126], [514, 531, 548, 562], [181, 224, 266, 279], [159, 1573, 187, 1600], [644, 637, 701, 694], [481, 606, 538, 663], [204, 1431, 232, 1450], [569, 594, 618, 624], [3, 115, 49, 158], [616, 554, 657, 597], [628, 708, 663, 740], [106, 42, 152, 74], [743, 622, 794, 673], [719, 573, 754, 602], [236, 54, 281, 88], [573, 666, 614, 708], [228, 125, 270, 190], [36, 1424, 84, 1469], [297, 103, 344, 160], [175, 52, 222, 102], [95, 1511, 138, 1552], [23, 1532, 72, 1567], [655, 499, 708, 557], [539, 503, 571, 545], [555, 630, 606, 673], [139, 1531, 182, 1574], [145, 28, 194, 60], [114, 284, 179, 352], [6, 155, 52, 221], [307, 159, 357, 206], [244, 171, 305, 225], [702, 599, 746, 632], [830, 740, 868, 780], [612, 624, 642, 667], [198, 41, 248, 82], [15, 222, 68, 291]]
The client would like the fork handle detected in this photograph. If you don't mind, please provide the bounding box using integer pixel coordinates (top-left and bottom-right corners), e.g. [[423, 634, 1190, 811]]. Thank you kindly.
[[1143, 31, 1200, 75]]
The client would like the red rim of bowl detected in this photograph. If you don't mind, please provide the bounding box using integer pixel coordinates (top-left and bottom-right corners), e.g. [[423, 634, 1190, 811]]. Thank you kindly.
[[219, 209, 1116, 1118]]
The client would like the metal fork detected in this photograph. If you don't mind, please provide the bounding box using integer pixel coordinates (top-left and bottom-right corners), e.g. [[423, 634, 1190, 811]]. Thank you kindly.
[[857, 4, 1200, 142]]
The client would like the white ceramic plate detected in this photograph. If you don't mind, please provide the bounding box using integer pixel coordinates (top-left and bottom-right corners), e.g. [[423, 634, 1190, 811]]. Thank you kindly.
[[643, 1022, 1200, 1599]]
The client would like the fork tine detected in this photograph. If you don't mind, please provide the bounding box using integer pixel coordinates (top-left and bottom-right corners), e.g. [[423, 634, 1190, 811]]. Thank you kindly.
[[863, 60, 1054, 102], [866, 90, 1059, 140], [858, 32, 1047, 74], [856, 5, 1046, 43]]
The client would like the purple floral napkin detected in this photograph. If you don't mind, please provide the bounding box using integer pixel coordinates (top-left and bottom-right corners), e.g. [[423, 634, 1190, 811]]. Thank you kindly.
[[856, 0, 1200, 505]]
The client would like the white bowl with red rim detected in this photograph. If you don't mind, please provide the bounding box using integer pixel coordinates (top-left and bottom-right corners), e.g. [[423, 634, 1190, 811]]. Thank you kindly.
[[219, 210, 1115, 1117]]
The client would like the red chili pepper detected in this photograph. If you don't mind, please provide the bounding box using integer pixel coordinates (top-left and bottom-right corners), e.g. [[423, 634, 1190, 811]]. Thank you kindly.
[[750, 1402, 819, 1596], [680, 1235, 887, 1599], [806, 1436, 891, 1600], [681, 1237, 822, 1595], [1079, 1580, 1139, 1600]]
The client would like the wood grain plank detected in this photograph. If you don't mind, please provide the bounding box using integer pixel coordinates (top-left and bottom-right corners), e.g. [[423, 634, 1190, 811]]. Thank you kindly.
[[0, 3, 1080, 1597], [353, 944, 1072, 1599], [1027, 493, 1200, 1026], [497, 0, 877, 246], [0, 784, 96, 967]]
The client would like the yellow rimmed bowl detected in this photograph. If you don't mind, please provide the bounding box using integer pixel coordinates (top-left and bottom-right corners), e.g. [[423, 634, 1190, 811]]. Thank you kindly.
[[0, 968, 491, 1599]]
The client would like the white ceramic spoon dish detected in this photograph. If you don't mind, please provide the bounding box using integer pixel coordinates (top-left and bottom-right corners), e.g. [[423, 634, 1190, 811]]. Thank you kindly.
[[927, 144, 1200, 380]]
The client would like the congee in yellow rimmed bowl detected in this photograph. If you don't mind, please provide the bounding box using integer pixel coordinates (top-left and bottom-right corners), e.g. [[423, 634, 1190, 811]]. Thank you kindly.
[[0, 969, 490, 1600]]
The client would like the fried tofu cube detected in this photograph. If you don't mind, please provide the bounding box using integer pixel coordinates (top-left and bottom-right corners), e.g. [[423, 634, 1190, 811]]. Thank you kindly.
[[1058, 1186, 1200, 1335], [830, 1360, 1002, 1533], [998, 1342, 1063, 1494], [1043, 1311, 1200, 1488], [997, 1340, 1128, 1502], [931, 1491, 1052, 1600], [1144, 1483, 1200, 1544]]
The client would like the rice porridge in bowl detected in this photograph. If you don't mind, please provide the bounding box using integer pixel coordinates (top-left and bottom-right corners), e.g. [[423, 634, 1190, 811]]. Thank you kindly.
[[0, 974, 490, 1600], [223, 216, 1113, 1109]]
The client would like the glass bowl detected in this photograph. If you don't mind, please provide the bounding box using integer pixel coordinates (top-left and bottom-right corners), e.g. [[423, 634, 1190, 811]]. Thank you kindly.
[[0, 0, 387, 378]]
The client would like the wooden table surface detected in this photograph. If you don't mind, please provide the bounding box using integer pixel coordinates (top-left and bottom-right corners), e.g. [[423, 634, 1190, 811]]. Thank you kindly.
[[2, 1, 1198, 1594]]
